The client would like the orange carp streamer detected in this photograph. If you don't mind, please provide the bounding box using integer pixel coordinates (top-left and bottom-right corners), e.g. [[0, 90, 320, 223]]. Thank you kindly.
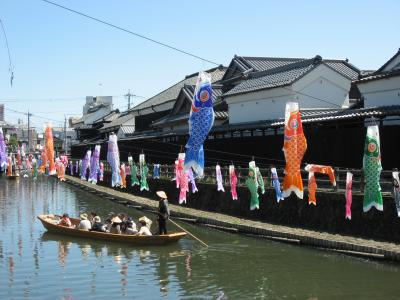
[[282, 102, 307, 199], [45, 125, 56, 174], [39, 148, 47, 173], [304, 164, 336, 205]]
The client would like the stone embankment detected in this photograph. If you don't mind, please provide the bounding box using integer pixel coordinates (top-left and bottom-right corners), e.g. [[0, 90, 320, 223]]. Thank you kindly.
[[64, 175, 400, 263]]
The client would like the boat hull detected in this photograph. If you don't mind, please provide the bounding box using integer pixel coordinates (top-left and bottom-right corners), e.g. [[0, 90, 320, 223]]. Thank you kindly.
[[37, 214, 186, 245]]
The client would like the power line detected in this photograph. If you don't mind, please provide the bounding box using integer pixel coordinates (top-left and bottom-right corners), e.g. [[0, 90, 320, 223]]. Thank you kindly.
[[41, 0, 220, 66], [0, 19, 14, 86], [5, 107, 64, 124]]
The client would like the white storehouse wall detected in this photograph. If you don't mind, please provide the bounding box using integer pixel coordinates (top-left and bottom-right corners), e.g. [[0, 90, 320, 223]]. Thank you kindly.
[[226, 64, 352, 124], [358, 76, 400, 107]]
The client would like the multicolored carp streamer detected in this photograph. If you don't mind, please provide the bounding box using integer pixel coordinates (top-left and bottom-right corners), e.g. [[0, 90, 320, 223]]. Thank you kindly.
[[229, 165, 238, 200], [246, 166, 259, 210], [304, 164, 336, 205], [81, 150, 91, 180], [25, 157, 32, 170], [7, 156, 12, 176], [363, 125, 383, 212], [99, 162, 104, 181], [75, 160, 79, 174], [393, 171, 400, 217], [184, 71, 214, 177], [39, 148, 47, 173], [32, 158, 38, 179], [16, 146, 22, 169], [44, 124, 56, 175], [139, 154, 149, 191], [0, 127, 7, 169], [216, 164, 225, 192], [153, 164, 160, 179], [188, 168, 198, 193], [120, 163, 127, 188], [21, 143, 26, 157], [128, 156, 139, 186], [345, 171, 353, 220], [69, 161, 73, 175], [88, 145, 101, 184], [282, 102, 307, 199], [174, 159, 179, 188], [271, 167, 284, 202], [256, 167, 265, 194], [107, 134, 122, 187]]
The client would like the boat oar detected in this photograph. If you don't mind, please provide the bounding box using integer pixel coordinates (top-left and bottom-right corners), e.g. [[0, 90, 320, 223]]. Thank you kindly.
[[169, 218, 208, 248]]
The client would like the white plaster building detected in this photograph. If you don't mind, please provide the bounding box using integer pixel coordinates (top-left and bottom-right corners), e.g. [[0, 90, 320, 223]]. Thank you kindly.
[[222, 55, 360, 124], [356, 48, 400, 108]]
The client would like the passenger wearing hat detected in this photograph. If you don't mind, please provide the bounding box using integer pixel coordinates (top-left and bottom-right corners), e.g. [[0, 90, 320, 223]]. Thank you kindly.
[[156, 191, 170, 235], [110, 216, 122, 234], [76, 213, 92, 231], [91, 216, 105, 232], [137, 216, 152, 236]]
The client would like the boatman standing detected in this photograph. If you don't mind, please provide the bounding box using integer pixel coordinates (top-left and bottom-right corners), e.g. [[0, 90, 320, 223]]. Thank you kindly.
[[156, 191, 170, 235]]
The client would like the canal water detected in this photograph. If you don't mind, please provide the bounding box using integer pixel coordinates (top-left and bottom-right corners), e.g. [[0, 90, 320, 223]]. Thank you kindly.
[[0, 176, 399, 300]]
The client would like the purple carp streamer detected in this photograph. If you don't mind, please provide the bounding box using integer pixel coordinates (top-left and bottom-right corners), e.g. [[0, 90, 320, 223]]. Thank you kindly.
[[107, 134, 122, 187], [81, 150, 91, 180], [88, 145, 101, 184], [0, 127, 7, 169], [184, 71, 214, 177]]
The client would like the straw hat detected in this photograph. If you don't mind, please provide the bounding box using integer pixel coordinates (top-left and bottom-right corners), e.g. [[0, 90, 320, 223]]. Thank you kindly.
[[93, 216, 101, 223], [138, 216, 152, 227], [80, 213, 88, 220], [111, 216, 122, 223], [156, 191, 167, 199]]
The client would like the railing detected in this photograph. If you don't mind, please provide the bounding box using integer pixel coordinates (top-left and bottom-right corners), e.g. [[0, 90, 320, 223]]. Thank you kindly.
[[71, 159, 396, 194]]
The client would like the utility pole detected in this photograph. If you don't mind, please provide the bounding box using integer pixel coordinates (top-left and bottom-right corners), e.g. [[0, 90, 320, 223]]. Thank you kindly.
[[27, 110, 31, 153], [64, 115, 67, 154], [125, 89, 133, 110]]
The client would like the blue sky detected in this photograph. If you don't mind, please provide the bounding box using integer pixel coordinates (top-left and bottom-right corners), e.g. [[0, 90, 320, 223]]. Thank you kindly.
[[0, 0, 399, 129]]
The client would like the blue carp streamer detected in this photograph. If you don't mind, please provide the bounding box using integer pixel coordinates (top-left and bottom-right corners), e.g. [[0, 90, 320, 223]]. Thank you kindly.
[[184, 71, 214, 177]]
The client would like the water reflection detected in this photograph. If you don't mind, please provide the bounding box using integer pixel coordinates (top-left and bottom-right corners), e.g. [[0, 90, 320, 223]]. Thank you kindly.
[[1, 177, 400, 299]]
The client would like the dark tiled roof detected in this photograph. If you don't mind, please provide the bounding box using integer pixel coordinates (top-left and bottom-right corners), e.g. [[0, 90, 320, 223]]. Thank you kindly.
[[92, 109, 120, 124], [238, 56, 304, 72], [130, 67, 226, 111], [270, 105, 400, 127], [224, 56, 360, 97], [356, 69, 400, 84], [101, 112, 135, 131], [120, 125, 135, 135]]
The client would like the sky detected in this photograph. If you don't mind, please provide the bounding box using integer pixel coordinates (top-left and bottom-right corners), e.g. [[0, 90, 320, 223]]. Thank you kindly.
[[0, 0, 399, 130]]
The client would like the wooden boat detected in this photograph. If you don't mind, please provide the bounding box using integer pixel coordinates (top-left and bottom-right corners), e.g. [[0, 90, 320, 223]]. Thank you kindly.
[[37, 214, 187, 245], [7, 174, 19, 180]]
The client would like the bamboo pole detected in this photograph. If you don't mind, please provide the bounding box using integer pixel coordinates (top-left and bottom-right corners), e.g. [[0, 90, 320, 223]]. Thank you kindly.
[[169, 218, 208, 247]]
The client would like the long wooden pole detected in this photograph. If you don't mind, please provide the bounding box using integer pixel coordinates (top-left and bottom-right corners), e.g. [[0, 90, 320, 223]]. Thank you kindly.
[[169, 218, 208, 247]]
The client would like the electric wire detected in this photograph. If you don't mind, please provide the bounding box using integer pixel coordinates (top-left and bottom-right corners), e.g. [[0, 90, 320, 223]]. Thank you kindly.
[[0, 18, 14, 85]]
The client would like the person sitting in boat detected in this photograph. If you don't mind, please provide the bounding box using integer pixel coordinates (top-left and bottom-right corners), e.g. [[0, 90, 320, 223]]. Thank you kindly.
[[136, 216, 152, 236], [58, 213, 72, 227], [118, 213, 129, 232], [124, 217, 138, 235], [109, 216, 122, 234], [89, 212, 98, 227], [91, 216, 105, 232], [76, 213, 92, 231]]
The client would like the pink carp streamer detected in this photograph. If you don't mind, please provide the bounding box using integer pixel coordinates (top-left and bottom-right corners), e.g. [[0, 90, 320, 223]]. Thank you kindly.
[[345, 171, 353, 220], [229, 165, 238, 200], [88, 145, 101, 184], [99, 162, 104, 181], [107, 133, 122, 187], [178, 153, 188, 204]]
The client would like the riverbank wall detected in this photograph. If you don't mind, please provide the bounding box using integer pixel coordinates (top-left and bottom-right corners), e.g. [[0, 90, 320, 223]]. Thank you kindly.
[[67, 174, 400, 262]]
